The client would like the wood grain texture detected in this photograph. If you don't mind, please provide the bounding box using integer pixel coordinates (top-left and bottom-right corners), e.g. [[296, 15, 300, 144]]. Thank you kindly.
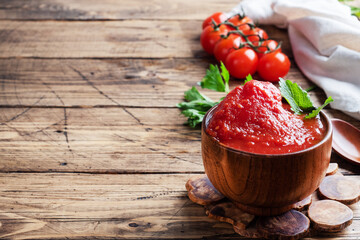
[[0, 21, 292, 58], [256, 210, 310, 240], [326, 163, 339, 176], [205, 201, 255, 230], [0, 107, 205, 173], [0, 0, 359, 21], [0, 58, 331, 108], [0, 173, 359, 239], [0, 107, 359, 174], [0, 0, 237, 20], [293, 195, 312, 211], [0, 0, 360, 238], [319, 175, 360, 205], [308, 200, 354, 233], [186, 175, 224, 205]]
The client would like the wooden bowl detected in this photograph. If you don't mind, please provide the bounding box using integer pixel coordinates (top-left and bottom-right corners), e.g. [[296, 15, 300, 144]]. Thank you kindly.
[[201, 105, 333, 216]]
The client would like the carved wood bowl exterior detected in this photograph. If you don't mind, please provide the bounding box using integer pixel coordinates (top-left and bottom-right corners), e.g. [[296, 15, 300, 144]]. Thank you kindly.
[[201, 105, 333, 216]]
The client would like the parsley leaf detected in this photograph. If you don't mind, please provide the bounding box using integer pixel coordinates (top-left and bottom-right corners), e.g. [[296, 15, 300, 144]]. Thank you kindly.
[[177, 100, 216, 112], [304, 96, 334, 119], [184, 86, 213, 102], [220, 62, 230, 93], [178, 64, 230, 127], [200, 63, 230, 93], [279, 78, 315, 115], [180, 109, 207, 128], [178, 87, 216, 112]]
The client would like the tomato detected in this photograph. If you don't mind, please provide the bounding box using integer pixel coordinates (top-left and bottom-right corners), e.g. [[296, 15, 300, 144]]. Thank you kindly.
[[202, 12, 228, 29], [200, 25, 229, 55], [257, 52, 290, 82], [227, 15, 254, 31], [254, 40, 281, 58], [225, 48, 258, 79], [244, 27, 268, 42], [214, 34, 243, 64]]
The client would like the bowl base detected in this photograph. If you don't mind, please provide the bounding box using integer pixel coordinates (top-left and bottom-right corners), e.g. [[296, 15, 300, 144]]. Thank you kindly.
[[234, 202, 295, 216]]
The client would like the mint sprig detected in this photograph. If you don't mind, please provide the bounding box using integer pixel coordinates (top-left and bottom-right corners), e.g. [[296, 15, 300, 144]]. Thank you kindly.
[[304, 96, 334, 119], [279, 78, 315, 114], [279, 78, 333, 119]]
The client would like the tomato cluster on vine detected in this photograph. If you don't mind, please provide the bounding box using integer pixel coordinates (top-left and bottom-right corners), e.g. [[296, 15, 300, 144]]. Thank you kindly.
[[201, 12, 290, 82]]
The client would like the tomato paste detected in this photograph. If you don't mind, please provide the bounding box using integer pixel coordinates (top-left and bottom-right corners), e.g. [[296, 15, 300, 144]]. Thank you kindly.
[[206, 80, 326, 154]]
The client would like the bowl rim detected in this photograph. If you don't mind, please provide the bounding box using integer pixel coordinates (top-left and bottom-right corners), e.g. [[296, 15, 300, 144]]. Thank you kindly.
[[202, 104, 333, 157]]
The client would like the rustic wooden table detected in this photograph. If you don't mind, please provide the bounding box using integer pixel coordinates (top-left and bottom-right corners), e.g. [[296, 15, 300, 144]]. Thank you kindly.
[[0, 0, 359, 239]]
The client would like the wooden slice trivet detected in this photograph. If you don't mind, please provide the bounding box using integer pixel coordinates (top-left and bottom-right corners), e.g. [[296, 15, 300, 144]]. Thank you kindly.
[[185, 174, 355, 239], [326, 163, 338, 176], [293, 195, 312, 211], [185, 174, 224, 205], [205, 200, 255, 230], [256, 210, 310, 240], [319, 175, 360, 205], [233, 218, 264, 239], [308, 200, 353, 232]]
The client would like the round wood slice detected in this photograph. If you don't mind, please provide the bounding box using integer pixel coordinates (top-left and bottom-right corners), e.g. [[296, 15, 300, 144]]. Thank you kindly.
[[256, 210, 310, 240], [308, 200, 353, 232], [185, 175, 224, 205], [293, 195, 312, 211], [233, 218, 264, 238], [319, 175, 360, 205], [205, 200, 255, 230], [326, 163, 338, 176]]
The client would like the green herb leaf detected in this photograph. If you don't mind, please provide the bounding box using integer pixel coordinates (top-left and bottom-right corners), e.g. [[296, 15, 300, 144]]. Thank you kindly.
[[200, 63, 229, 93], [350, 5, 360, 17], [178, 64, 232, 127], [177, 100, 216, 112], [338, 0, 360, 17], [279, 78, 315, 115], [184, 86, 213, 102], [304, 96, 334, 119], [220, 62, 230, 93], [244, 74, 253, 84], [181, 109, 207, 128]]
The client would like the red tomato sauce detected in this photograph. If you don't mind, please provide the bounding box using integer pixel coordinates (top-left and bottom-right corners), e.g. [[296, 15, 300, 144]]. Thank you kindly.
[[206, 80, 326, 154]]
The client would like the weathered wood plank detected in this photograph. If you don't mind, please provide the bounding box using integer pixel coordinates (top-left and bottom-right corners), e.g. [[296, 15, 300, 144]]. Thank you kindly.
[[0, 107, 203, 173], [0, 0, 237, 20], [0, 173, 359, 239], [0, 107, 359, 174], [0, 21, 291, 58], [0, 57, 323, 108], [0, 0, 359, 21]]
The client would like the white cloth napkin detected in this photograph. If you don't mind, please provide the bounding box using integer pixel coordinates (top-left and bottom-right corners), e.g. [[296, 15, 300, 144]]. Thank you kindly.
[[228, 0, 360, 120]]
